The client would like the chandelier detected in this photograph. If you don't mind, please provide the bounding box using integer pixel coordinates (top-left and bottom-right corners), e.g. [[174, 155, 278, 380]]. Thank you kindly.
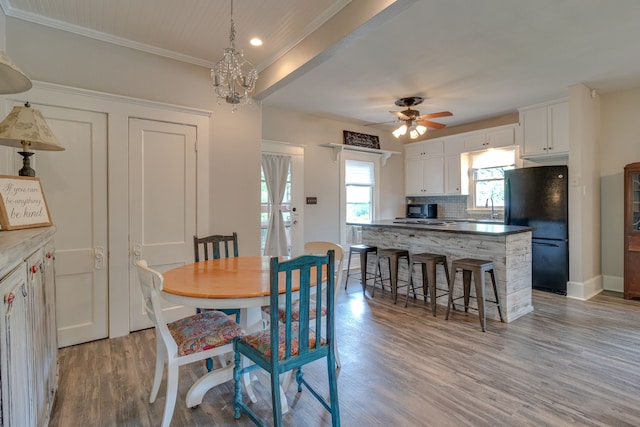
[[211, 0, 258, 110]]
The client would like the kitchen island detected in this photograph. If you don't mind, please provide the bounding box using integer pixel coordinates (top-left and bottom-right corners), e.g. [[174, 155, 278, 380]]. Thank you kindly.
[[351, 219, 534, 323]]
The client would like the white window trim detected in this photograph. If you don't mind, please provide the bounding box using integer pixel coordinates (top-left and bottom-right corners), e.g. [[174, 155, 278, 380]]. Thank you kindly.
[[466, 147, 519, 213], [339, 150, 380, 246]]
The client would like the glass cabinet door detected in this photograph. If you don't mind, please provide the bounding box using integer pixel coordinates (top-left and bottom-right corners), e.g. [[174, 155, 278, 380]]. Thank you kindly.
[[633, 171, 640, 231]]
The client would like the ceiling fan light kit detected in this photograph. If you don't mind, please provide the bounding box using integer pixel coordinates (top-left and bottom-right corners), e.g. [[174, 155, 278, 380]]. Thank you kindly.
[[389, 96, 452, 140], [392, 124, 407, 138]]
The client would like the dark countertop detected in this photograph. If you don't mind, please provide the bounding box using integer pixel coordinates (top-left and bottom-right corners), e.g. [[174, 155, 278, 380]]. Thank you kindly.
[[348, 219, 534, 236]]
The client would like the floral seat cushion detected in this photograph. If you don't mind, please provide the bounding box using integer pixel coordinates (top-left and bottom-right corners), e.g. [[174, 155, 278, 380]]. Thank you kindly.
[[168, 310, 244, 357], [261, 300, 327, 323], [238, 323, 326, 360]]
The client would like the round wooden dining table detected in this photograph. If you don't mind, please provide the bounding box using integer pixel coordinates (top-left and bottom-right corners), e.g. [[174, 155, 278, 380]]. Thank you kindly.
[[161, 255, 322, 412], [162, 255, 296, 332]]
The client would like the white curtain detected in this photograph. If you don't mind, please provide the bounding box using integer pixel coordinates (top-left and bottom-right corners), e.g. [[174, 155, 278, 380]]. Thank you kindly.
[[262, 154, 290, 256]]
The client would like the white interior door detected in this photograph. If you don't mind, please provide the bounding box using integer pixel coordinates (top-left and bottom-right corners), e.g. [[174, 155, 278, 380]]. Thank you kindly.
[[129, 118, 197, 331], [29, 104, 109, 347]]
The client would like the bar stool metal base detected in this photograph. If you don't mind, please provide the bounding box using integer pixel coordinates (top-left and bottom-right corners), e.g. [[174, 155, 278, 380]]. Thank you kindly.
[[407, 253, 450, 316], [376, 248, 411, 304], [345, 244, 380, 293], [445, 258, 504, 331]]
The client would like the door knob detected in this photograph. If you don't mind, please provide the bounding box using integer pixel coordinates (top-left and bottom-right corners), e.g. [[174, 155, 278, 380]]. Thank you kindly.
[[94, 247, 105, 270], [132, 245, 142, 264]]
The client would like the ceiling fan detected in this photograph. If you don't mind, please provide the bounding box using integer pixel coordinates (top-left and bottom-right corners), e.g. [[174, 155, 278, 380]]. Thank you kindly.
[[388, 96, 452, 139]]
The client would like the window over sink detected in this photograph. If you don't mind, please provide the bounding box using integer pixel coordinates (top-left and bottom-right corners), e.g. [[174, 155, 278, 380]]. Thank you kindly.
[[468, 148, 516, 211]]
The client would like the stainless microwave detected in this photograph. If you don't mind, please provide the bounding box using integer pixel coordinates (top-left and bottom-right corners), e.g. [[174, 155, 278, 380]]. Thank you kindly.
[[407, 203, 437, 218]]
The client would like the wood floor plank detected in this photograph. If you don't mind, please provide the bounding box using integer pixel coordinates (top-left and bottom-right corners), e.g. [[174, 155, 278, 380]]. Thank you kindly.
[[49, 280, 640, 426]]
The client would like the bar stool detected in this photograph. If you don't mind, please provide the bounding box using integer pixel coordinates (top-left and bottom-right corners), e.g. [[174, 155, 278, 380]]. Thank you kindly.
[[406, 253, 451, 316], [445, 258, 504, 332], [345, 244, 380, 293], [376, 248, 411, 303]]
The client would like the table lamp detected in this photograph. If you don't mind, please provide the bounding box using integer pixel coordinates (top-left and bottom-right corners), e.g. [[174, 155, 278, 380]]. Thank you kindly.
[[0, 49, 32, 94], [0, 102, 65, 176]]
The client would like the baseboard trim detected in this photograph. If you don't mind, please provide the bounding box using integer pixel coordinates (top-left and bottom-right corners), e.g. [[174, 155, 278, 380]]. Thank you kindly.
[[567, 275, 603, 300]]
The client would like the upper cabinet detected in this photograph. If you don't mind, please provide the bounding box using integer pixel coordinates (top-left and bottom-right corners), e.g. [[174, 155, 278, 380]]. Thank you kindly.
[[444, 136, 465, 195], [463, 125, 516, 152], [405, 140, 445, 196], [519, 99, 569, 158]]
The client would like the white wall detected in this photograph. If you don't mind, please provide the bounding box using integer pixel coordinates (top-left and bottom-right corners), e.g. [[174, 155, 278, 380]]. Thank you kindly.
[[5, 17, 264, 254], [262, 105, 406, 244], [600, 86, 640, 291], [567, 83, 601, 299]]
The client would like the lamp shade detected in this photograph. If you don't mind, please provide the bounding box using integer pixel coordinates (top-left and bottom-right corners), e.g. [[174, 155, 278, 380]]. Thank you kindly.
[[0, 50, 32, 94], [0, 104, 64, 151]]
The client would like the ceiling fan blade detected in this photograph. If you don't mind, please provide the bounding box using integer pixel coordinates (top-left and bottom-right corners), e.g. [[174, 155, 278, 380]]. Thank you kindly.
[[416, 119, 446, 129], [364, 119, 399, 126], [390, 110, 411, 121], [416, 111, 453, 120]]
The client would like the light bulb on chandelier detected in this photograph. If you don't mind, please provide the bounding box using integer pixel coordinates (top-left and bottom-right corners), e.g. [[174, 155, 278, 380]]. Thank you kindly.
[[211, 0, 258, 111]]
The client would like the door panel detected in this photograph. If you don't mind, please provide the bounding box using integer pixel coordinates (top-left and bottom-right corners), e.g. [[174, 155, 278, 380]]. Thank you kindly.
[[532, 238, 568, 295], [261, 142, 304, 256], [29, 104, 109, 347], [129, 118, 197, 331]]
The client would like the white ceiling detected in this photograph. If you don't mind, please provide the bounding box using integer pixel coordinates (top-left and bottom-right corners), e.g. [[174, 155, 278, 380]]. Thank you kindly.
[[4, 0, 640, 130]]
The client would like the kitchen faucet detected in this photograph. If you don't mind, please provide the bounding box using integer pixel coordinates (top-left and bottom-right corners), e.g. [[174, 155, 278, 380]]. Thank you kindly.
[[485, 197, 497, 219]]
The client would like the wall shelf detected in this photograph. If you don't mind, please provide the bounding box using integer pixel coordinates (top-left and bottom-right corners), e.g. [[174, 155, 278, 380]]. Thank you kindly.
[[320, 143, 400, 166]]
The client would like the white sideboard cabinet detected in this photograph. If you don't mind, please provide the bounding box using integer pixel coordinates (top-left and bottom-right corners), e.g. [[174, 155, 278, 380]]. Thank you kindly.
[[0, 227, 58, 427]]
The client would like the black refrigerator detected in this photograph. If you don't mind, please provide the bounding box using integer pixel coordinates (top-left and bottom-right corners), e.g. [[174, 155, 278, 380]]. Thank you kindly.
[[504, 165, 569, 295]]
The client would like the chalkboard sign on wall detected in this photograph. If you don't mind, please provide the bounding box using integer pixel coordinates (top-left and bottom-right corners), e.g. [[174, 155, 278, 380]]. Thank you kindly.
[[0, 175, 52, 230], [343, 130, 380, 149]]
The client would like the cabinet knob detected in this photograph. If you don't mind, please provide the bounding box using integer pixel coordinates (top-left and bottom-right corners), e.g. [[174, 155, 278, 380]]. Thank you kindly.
[[4, 291, 14, 305]]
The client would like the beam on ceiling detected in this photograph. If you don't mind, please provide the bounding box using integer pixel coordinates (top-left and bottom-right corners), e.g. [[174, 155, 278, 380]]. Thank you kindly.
[[253, 0, 418, 100]]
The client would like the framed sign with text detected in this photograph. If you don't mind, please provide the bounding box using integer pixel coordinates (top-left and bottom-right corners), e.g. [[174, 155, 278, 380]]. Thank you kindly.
[[343, 130, 380, 149], [0, 175, 52, 230]]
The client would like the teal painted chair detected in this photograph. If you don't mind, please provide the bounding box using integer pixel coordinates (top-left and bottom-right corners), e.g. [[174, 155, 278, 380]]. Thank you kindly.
[[194, 232, 241, 371], [233, 251, 340, 427]]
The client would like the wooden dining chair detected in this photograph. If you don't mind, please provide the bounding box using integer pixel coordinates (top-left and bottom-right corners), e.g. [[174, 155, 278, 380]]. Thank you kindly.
[[193, 233, 241, 321], [233, 251, 340, 427], [262, 241, 345, 368], [135, 260, 244, 427], [194, 232, 241, 371], [302, 241, 344, 368], [193, 232, 239, 262]]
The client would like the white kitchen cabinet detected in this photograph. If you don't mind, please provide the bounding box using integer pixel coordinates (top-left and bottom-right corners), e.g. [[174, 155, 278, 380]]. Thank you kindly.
[[0, 227, 57, 427], [519, 99, 569, 158], [404, 140, 445, 195], [444, 136, 465, 194], [404, 139, 444, 159], [463, 125, 516, 152], [445, 155, 462, 194], [0, 265, 32, 427]]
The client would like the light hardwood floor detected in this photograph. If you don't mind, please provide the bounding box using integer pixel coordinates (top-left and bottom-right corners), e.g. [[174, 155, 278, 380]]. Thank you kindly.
[[50, 277, 640, 426]]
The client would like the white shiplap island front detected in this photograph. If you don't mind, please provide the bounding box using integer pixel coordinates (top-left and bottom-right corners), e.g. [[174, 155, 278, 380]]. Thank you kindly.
[[352, 220, 535, 323]]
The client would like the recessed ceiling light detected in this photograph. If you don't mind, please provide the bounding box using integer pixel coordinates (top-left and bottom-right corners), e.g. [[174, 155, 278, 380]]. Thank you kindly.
[[250, 38, 263, 47]]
